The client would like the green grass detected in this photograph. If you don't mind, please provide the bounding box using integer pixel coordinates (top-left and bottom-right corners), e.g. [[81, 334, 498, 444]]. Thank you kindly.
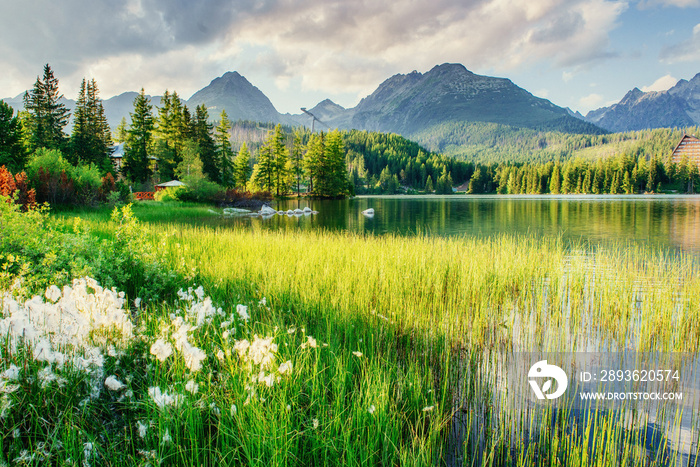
[[1, 202, 699, 466]]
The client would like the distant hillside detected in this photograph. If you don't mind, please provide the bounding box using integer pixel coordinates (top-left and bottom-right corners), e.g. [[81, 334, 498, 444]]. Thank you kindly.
[[586, 73, 700, 132]]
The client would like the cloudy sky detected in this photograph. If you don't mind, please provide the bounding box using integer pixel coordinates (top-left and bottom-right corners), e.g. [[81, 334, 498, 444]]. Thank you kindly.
[[1, 0, 699, 116]]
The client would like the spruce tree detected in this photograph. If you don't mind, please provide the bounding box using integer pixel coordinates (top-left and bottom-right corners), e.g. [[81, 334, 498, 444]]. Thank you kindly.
[[215, 110, 234, 187], [114, 117, 129, 143], [122, 89, 154, 183], [304, 133, 324, 195], [0, 100, 27, 172], [70, 78, 112, 170], [290, 131, 304, 196], [23, 64, 70, 151], [324, 130, 348, 197], [270, 124, 289, 196], [194, 104, 218, 183], [233, 143, 251, 190], [253, 142, 275, 193]]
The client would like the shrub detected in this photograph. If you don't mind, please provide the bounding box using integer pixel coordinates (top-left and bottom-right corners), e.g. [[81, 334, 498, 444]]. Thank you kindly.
[[154, 186, 185, 202]]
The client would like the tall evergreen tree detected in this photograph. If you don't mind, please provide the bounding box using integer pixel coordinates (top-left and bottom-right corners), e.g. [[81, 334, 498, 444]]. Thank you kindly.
[[253, 142, 275, 192], [304, 132, 324, 195], [114, 117, 129, 143], [122, 89, 154, 183], [271, 124, 289, 196], [290, 131, 304, 196], [154, 90, 186, 181], [70, 78, 112, 170], [214, 109, 234, 187], [0, 100, 27, 172], [23, 64, 70, 151], [194, 104, 218, 183], [323, 129, 348, 197], [233, 143, 251, 190]]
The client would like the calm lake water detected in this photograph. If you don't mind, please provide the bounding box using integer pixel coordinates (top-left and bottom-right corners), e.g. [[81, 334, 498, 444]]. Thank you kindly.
[[208, 195, 700, 253]]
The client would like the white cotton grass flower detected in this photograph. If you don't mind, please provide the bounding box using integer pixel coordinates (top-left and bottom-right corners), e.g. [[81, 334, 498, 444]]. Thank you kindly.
[[148, 387, 183, 409], [150, 339, 173, 362], [352, 351, 363, 358], [134, 298, 141, 309], [300, 335, 317, 349], [368, 405, 376, 414], [312, 418, 319, 429], [161, 429, 172, 444], [230, 404, 237, 416], [278, 360, 293, 375], [185, 380, 199, 395], [258, 297, 267, 306], [137, 421, 148, 439], [422, 405, 435, 412], [0, 382, 19, 394], [0, 365, 20, 381], [104, 375, 125, 391], [236, 304, 250, 322]]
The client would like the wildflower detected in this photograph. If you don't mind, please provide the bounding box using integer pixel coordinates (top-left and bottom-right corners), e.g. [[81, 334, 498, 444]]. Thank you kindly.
[[368, 405, 376, 414], [148, 387, 183, 409], [45, 285, 61, 302], [230, 404, 237, 416], [286, 404, 291, 412], [0, 365, 20, 381], [150, 338, 173, 362], [422, 405, 435, 412], [259, 297, 267, 306], [134, 297, 141, 308], [161, 429, 172, 444], [137, 421, 148, 439], [185, 380, 199, 395], [287, 327, 296, 334], [257, 371, 275, 387], [0, 382, 19, 394], [236, 304, 250, 321], [181, 343, 206, 372], [194, 285, 205, 301], [301, 335, 317, 349], [278, 360, 293, 375], [104, 375, 125, 391], [222, 330, 230, 340], [352, 351, 363, 358], [216, 349, 225, 361], [312, 418, 319, 429]]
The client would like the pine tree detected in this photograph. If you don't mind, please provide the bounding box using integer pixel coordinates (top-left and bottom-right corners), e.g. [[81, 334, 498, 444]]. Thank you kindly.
[[323, 129, 347, 197], [23, 64, 70, 151], [122, 89, 154, 183], [194, 104, 218, 183], [253, 142, 275, 193], [233, 143, 252, 190], [290, 131, 304, 196], [214, 109, 234, 187], [424, 175, 434, 192], [549, 163, 561, 194], [0, 100, 27, 172], [270, 124, 289, 196], [114, 117, 129, 143], [304, 133, 324, 195], [153, 90, 185, 181], [70, 78, 112, 170]]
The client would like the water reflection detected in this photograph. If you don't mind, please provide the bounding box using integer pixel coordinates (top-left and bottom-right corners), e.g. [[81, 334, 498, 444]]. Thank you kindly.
[[170, 195, 700, 254]]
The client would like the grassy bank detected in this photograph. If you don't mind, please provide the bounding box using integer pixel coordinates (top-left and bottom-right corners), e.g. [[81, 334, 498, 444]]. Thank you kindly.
[[1, 201, 699, 465]]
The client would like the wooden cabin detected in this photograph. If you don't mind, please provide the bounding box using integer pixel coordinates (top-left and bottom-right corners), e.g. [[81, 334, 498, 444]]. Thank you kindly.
[[671, 134, 700, 168]]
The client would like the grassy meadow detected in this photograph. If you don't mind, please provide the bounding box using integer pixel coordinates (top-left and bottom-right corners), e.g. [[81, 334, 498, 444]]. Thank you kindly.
[[1, 200, 699, 466]]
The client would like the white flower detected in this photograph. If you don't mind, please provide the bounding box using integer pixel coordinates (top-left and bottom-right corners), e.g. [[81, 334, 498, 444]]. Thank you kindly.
[[0, 382, 19, 394], [300, 335, 317, 349], [368, 405, 376, 414], [230, 404, 237, 416], [352, 351, 363, 358], [45, 285, 61, 302], [278, 360, 293, 375], [286, 404, 291, 412], [258, 297, 267, 306], [134, 298, 141, 308], [222, 330, 230, 340], [150, 339, 173, 362], [161, 429, 172, 444], [194, 285, 205, 301], [216, 349, 225, 361], [185, 380, 199, 394], [312, 418, 319, 429], [236, 304, 250, 321], [0, 365, 20, 381], [104, 376, 125, 391], [422, 405, 435, 412], [287, 327, 296, 334], [148, 387, 183, 409], [181, 344, 207, 372], [137, 421, 148, 439]]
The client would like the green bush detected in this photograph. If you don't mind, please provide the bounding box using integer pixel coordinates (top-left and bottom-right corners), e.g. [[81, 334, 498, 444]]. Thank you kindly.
[[154, 186, 185, 202]]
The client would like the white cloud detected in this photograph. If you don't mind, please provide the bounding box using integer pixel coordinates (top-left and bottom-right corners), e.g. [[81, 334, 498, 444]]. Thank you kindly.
[[641, 74, 677, 92], [562, 71, 575, 82], [661, 23, 700, 62], [579, 93, 605, 110], [639, 0, 700, 7], [0, 0, 629, 103]]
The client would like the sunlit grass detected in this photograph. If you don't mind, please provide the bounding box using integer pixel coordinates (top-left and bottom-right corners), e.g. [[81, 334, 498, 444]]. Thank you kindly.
[[2, 202, 699, 465]]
